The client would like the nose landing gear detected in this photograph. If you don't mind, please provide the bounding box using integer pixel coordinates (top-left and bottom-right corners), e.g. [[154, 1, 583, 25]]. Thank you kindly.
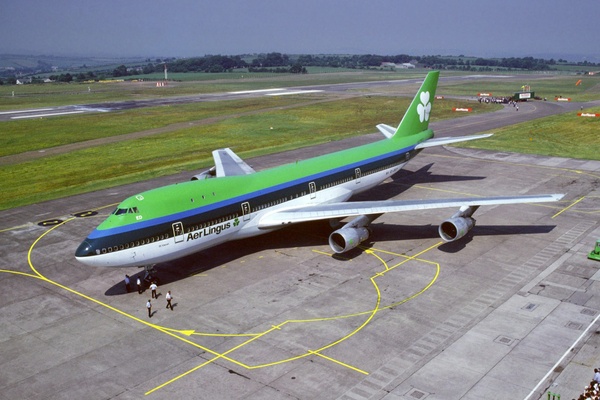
[[140, 264, 160, 286]]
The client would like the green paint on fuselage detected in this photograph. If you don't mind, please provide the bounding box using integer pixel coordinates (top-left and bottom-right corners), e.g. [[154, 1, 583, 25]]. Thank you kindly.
[[96, 129, 433, 231]]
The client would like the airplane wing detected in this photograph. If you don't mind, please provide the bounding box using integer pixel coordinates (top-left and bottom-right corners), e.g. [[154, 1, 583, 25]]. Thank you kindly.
[[376, 124, 493, 147], [257, 194, 563, 228], [415, 133, 493, 149], [213, 148, 256, 177]]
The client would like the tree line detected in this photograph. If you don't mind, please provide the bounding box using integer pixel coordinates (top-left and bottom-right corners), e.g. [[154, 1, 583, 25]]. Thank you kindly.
[[1, 52, 598, 84]]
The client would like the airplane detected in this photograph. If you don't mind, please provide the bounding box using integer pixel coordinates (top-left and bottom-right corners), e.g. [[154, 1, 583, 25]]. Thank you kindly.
[[75, 71, 563, 271]]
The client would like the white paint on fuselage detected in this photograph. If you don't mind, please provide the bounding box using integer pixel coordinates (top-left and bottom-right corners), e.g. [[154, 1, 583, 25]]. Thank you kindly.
[[76, 162, 406, 268]]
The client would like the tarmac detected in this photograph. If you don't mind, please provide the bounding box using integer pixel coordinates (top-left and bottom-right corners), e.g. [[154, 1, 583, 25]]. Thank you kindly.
[[1, 90, 600, 399]]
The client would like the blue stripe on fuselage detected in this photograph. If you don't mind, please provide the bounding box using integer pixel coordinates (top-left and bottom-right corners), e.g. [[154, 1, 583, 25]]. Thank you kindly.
[[88, 144, 416, 240]]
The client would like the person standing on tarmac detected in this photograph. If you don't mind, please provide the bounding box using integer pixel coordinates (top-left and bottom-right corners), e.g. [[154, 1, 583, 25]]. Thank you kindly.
[[149, 281, 158, 299], [165, 291, 173, 310], [124, 275, 131, 293]]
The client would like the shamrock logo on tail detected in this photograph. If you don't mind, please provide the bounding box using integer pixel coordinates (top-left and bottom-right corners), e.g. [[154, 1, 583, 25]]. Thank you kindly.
[[417, 91, 431, 123]]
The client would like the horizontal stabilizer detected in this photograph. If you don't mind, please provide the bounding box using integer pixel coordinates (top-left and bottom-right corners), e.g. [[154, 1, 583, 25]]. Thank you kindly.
[[258, 194, 563, 228], [376, 124, 397, 139], [415, 134, 493, 149], [213, 148, 256, 177]]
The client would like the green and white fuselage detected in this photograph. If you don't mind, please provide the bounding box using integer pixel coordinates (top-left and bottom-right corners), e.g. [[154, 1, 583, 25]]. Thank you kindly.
[[75, 71, 562, 268]]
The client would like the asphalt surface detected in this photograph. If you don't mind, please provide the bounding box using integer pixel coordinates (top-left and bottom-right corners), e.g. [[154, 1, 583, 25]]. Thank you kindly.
[[1, 81, 600, 399]]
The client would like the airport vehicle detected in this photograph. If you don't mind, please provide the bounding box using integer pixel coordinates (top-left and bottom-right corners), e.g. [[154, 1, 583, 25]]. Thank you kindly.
[[75, 71, 563, 269], [589, 239, 600, 262]]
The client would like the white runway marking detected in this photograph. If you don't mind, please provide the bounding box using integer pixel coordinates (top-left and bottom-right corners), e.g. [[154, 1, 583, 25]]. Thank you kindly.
[[11, 110, 86, 119], [228, 88, 286, 94], [0, 108, 54, 115], [266, 90, 323, 96]]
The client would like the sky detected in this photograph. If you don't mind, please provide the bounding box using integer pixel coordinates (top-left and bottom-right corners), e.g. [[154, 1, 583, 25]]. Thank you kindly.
[[2, 0, 599, 62]]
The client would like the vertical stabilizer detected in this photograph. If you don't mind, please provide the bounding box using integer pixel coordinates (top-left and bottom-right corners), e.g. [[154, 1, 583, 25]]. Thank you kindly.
[[393, 71, 439, 138]]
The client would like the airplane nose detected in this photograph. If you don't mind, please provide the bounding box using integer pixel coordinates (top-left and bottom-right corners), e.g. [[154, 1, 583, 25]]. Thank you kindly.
[[75, 240, 95, 257]]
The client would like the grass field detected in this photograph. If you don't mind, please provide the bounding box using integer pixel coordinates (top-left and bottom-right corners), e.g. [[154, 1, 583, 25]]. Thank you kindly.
[[453, 105, 600, 160], [0, 96, 312, 156], [0, 94, 498, 210], [439, 74, 600, 101], [1, 70, 599, 211]]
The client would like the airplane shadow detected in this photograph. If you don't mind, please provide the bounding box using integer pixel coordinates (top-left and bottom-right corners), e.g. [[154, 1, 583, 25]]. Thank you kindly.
[[104, 220, 557, 296], [393, 163, 486, 186], [369, 222, 557, 254], [351, 163, 486, 202]]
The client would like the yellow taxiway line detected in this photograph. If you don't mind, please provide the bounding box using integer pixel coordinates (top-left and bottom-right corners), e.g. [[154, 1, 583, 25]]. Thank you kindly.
[[13, 213, 442, 395]]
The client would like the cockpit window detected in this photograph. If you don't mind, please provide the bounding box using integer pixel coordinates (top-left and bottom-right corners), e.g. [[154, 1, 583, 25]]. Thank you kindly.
[[114, 207, 139, 215]]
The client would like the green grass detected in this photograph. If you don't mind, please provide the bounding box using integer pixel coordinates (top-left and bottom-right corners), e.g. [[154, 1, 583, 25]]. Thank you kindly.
[[2, 70, 600, 211], [0, 96, 311, 156], [438, 74, 600, 101], [453, 106, 600, 160], [0, 96, 495, 210]]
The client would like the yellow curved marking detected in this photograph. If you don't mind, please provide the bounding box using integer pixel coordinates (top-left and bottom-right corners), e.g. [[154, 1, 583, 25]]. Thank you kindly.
[[247, 273, 382, 372], [365, 248, 390, 270], [149, 240, 443, 394], [25, 219, 252, 358], [314, 273, 381, 352], [0, 269, 43, 279], [21, 217, 441, 395]]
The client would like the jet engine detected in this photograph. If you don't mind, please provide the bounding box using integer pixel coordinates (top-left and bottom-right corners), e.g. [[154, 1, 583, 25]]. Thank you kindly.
[[191, 166, 216, 181], [438, 205, 479, 242], [328, 215, 373, 253]]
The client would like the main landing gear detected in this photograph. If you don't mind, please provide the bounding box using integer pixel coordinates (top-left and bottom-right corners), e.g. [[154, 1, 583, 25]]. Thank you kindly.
[[140, 264, 160, 286]]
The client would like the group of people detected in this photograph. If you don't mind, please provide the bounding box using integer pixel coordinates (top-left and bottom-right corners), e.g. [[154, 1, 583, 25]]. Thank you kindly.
[[124, 275, 174, 318], [123, 274, 154, 295], [145, 290, 173, 318], [573, 368, 600, 400]]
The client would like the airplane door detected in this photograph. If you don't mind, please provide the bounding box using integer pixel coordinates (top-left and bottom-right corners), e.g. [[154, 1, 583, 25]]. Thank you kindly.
[[355, 168, 361, 184], [172, 222, 184, 243], [241, 201, 251, 221], [309, 182, 317, 199]]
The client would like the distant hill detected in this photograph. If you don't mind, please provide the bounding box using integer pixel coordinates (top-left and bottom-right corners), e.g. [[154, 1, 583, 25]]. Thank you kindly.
[[0, 54, 150, 69]]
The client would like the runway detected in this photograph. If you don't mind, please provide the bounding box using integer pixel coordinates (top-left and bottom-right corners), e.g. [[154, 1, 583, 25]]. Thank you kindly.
[[2, 74, 589, 123], [1, 90, 600, 399]]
